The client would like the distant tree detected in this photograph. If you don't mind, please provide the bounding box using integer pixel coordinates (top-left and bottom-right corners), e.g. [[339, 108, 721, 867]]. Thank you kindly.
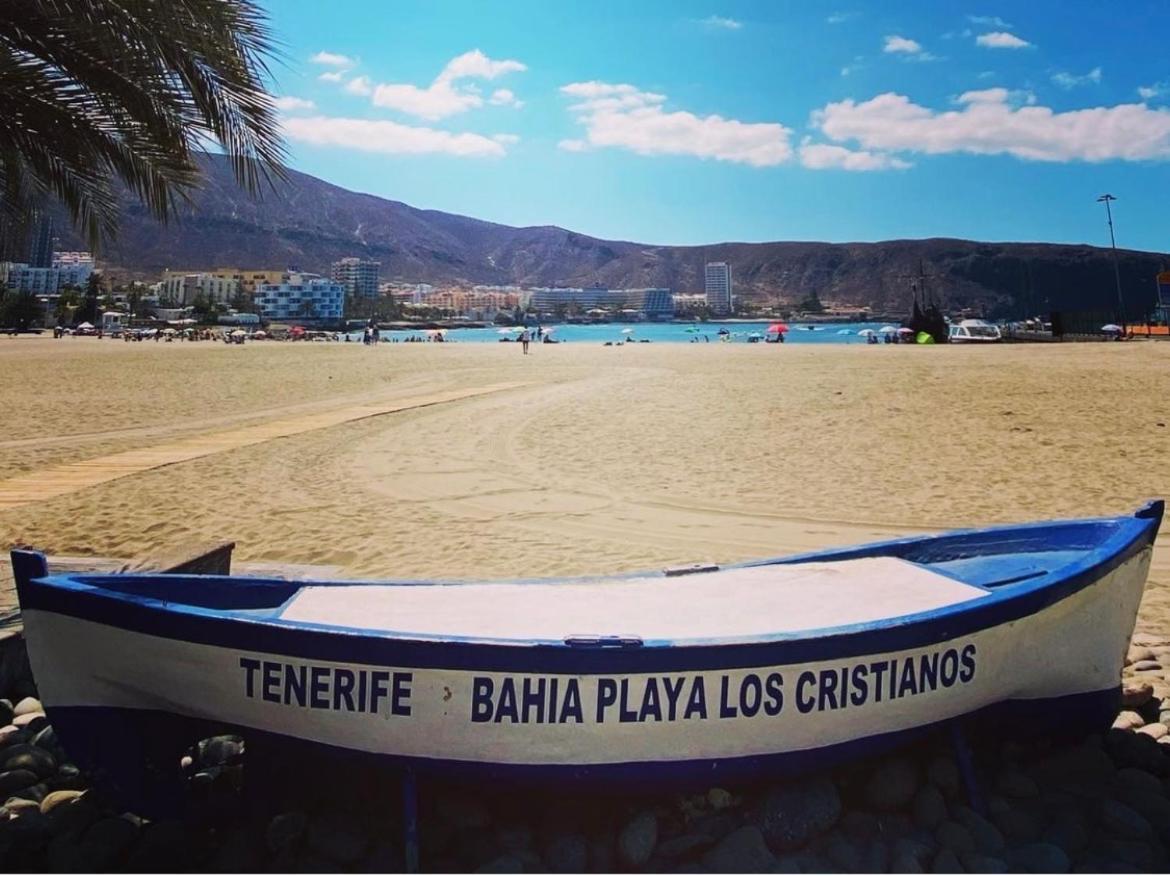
[[99, 292, 118, 313], [55, 287, 81, 323], [1, 292, 43, 329], [797, 291, 825, 313], [298, 297, 317, 319], [0, 0, 285, 257], [76, 272, 102, 323]]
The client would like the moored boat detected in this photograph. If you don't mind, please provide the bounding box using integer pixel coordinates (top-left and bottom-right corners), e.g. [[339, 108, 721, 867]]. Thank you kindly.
[[948, 319, 1003, 343], [10, 501, 1162, 814]]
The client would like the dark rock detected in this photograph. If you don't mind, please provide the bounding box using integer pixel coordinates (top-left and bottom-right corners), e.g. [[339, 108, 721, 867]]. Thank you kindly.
[[266, 811, 308, 855], [1041, 812, 1089, 858], [476, 854, 526, 873], [952, 805, 1004, 856], [10, 781, 47, 803], [543, 832, 587, 873], [701, 826, 776, 873], [960, 853, 1007, 873], [707, 788, 735, 810], [30, 724, 58, 752], [824, 833, 864, 872], [2, 743, 55, 778], [657, 834, 716, 861], [1113, 787, 1170, 836], [1030, 743, 1115, 797], [893, 836, 936, 867], [78, 816, 139, 870], [995, 769, 1039, 798], [208, 828, 264, 873], [618, 810, 658, 868], [12, 697, 42, 718], [1114, 767, 1163, 798], [861, 837, 890, 873], [913, 786, 947, 831], [434, 794, 491, 831], [588, 829, 615, 873], [42, 791, 99, 839], [840, 810, 880, 843], [0, 768, 38, 796], [1091, 837, 1156, 870], [306, 812, 369, 864], [990, 807, 1041, 845], [1100, 799, 1154, 839], [891, 850, 925, 873], [196, 735, 243, 768], [360, 840, 404, 873], [0, 724, 25, 749], [867, 758, 920, 812], [1105, 729, 1169, 776], [935, 821, 975, 856], [930, 848, 964, 873], [927, 757, 962, 799], [692, 812, 739, 843], [497, 823, 533, 854], [0, 699, 13, 726], [125, 819, 208, 872], [1005, 842, 1070, 873], [755, 777, 841, 852], [771, 853, 804, 873], [879, 812, 915, 841]]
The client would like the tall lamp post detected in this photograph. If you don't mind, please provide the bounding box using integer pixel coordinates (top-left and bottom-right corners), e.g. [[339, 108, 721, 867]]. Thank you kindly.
[[1097, 193, 1126, 333]]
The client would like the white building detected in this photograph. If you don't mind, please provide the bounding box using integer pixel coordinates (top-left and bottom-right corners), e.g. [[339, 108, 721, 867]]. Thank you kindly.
[[51, 252, 95, 289], [3, 251, 96, 294], [704, 262, 733, 315], [624, 288, 674, 320], [331, 258, 381, 299], [253, 273, 344, 320], [158, 272, 239, 306]]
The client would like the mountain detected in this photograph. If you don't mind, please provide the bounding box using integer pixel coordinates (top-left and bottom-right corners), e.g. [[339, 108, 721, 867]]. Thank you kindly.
[[62, 154, 1169, 319]]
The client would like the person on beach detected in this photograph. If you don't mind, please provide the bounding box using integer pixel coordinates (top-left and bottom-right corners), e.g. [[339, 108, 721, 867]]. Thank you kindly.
[[520, 329, 530, 354]]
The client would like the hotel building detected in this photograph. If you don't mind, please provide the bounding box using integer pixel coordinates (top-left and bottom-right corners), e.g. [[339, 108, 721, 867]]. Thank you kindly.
[[253, 273, 345, 320], [331, 258, 381, 299], [704, 262, 733, 315]]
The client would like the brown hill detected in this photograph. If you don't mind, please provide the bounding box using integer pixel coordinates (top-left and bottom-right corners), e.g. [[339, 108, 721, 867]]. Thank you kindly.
[[66, 154, 1169, 320]]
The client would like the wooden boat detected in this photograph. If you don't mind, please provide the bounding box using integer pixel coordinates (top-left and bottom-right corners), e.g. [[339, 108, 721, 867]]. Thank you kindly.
[[10, 502, 1162, 814]]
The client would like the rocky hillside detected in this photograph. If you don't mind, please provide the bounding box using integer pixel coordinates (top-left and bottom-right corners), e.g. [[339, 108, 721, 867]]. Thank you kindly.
[[60, 155, 1169, 320]]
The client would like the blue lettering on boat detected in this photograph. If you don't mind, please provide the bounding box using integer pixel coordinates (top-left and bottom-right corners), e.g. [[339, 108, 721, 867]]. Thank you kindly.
[[239, 658, 411, 717]]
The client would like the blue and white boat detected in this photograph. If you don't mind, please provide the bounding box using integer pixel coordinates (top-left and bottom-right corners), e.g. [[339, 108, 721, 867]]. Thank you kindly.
[[9, 502, 1162, 814]]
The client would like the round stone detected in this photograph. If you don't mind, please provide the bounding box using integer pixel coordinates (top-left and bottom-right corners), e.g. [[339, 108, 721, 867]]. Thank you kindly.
[[1122, 681, 1154, 709], [3, 743, 57, 777], [1100, 799, 1153, 840], [306, 812, 369, 864], [930, 848, 963, 873], [1132, 660, 1162, 672], [0, 724, 26, 748], [953, 805, 1005, 856], [0, 767, 39, 796], [701, 826, 776, 873], [927, 756, 962, 798], [39, 789, 84, 815], [913, 785, 947, 830], [78, 816, 140, 869], [706, 787, 734, 810], [1127, 647, 1156, 666], [1136, 722, 1168, 740], [0, 700, 12, 727], [866, 757, 920, 811], [1006, 842, 1070, 873], [996, 769, 1039, 798], [935, 821, 976, 856], [617, 810, 657, 867], [755, 777, 842, 852], [12, 697, 43, 718], [1113, 711, 1146, 731], [543, 832, 588, 872]]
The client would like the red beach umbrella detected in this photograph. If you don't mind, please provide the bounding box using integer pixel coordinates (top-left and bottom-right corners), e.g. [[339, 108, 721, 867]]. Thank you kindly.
[[767, 323, 789, 334]]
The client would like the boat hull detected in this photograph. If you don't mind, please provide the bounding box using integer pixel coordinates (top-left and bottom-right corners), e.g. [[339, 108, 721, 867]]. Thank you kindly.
[[14, 541, 1152, 812]]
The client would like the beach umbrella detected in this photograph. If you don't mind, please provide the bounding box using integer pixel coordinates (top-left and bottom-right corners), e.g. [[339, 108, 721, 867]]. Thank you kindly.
[[253, 331, 267, 339], [897, 327, 914, 334], [1101, 324, 1123, 333], [766, 323, 789, 333], [76, 321, 94, 330], [231, 329, 247, 337], [748, 332, 762, 339], [858, 329, 876, 337], [836, 328, 853, 335], [878, 325, 898, 334]]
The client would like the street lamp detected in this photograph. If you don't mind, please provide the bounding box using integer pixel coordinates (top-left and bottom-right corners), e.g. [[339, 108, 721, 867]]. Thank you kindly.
[[1097, 194, 1127, 332]]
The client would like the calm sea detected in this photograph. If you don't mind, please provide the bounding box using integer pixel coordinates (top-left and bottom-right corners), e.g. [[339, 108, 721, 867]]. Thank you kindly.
[[351, 321, 893, 345]]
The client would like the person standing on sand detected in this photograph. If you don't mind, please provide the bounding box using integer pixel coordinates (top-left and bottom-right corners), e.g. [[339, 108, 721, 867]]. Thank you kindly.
[[520, 329, 530, 354]]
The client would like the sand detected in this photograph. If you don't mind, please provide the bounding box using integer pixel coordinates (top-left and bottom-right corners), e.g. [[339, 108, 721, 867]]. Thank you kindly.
[[1, 335, 1169, 633]]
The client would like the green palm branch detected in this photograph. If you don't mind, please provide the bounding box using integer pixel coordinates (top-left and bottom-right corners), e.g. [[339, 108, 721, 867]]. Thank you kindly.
[[0, 0, 286, 255]]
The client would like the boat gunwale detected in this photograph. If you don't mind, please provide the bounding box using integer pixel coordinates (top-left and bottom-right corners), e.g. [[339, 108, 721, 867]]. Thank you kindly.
[[12, 502, 1163, 673]]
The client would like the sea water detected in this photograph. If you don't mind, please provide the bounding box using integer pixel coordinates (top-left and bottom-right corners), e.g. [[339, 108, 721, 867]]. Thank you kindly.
[[353, 321, 892, 344]]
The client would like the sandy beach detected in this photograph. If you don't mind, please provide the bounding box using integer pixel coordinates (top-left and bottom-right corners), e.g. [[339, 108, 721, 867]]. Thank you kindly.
[[2, 336, 1169, 631]]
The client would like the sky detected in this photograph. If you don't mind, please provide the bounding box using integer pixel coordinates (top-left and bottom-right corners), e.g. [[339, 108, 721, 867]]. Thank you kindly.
[[263, 0, 1170, 252]]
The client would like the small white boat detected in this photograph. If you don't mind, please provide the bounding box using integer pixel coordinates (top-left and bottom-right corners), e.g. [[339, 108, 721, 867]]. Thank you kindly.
[[9, 502, 1162, 814], [949, 319, 1003, 343]]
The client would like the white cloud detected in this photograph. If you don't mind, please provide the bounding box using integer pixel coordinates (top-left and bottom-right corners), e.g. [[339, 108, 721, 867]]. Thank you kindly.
[[558, 139, 588, 152], [282, 115, 509, 158], [956, 87, 1035, 106], [883, 35, 922, 54], [492, 133, 520, 145], [975, 31, 1031, 48], [826, 11, 859, 24], [967, 15, 1013, 28], [697, 15, 743, 30], [559, 81, 792, 167], [344, 76, 373, 97], [813, 90, 1170, 162], [273, 96, 315, 112], [1139, 82, 1166, 101], [310, 51, 355, 68], [318, 71, 344, 84], [1051, 67, 1102, 89], [841, 57, 864, 77], [367, 49, 527, 120], [798, 138, 910, 170], [489, 88, 524, 108]]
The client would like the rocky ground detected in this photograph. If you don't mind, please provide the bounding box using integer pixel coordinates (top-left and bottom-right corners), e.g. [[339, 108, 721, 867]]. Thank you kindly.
[[2, 639, 1170, 873]]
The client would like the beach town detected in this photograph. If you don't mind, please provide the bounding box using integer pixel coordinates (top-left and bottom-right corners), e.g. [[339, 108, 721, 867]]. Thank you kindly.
[[4, 1, 1170, 874]]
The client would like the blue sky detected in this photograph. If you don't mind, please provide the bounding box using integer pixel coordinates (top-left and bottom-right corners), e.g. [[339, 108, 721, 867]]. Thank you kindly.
[[265, 0, 1170, 252]]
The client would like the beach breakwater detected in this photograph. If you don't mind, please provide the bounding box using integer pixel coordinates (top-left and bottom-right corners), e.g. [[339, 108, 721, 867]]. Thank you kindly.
[[2, 639, 1170, 872]]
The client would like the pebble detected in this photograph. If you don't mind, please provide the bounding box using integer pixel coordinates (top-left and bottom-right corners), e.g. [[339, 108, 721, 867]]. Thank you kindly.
[[1136, 722, 1168, 740], [706, 787, 734, 810], [1005, 842, 1070, 873], [0, 767, 39, 795], [755, 776, 841, 852], [543, 832, 588, 872], [995, 768, 1039, 798], [306, 812, 369, 864], [0, 723, 25, 748], [935, 820, 976, 856], [990, 807, 1041, 845], [2, 742, 56, 777], [960, 853, 1008, 873], [1127, 647, 1156, 665], [1133, 659, 1162, 672], [700, 825, 776, 873], [656, 833, 715, 860], [866, 757, 920, 811], [953, 805, 1005, 856], [1099, 798, 1154, 839], [12, 711, 47, 731], [617, 810, 657, 867], [12, 696, 43, 717], [1121, 681, 1155, 708], [38, 788, 84, 816], [78, 816, 139, 869], [930, 847, 964, 873], [196, 734, 243, 768], [1113, 710, 1146, 731], [926, 756, 962, 798], [912, 785, 947, 830]]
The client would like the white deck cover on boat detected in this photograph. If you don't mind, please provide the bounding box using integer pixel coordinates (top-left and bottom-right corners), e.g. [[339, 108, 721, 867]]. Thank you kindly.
[[278, 557, 990, 641]]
